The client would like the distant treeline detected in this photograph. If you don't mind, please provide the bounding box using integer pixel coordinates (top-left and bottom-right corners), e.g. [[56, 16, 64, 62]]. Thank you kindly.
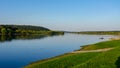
[[74, 31, 120, 35], [0, 25, 64, 35], [0, 25, 50, 31]]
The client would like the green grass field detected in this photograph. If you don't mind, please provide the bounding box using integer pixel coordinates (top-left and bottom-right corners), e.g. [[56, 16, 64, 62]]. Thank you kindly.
[[25, 40, 120, 68]]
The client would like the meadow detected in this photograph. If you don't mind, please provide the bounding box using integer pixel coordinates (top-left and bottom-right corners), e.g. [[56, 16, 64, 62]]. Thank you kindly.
[[25, 40, 120, 68]]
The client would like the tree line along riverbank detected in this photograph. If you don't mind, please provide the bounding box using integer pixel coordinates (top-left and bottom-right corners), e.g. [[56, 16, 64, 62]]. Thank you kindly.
[[0, 25, 64, 36]]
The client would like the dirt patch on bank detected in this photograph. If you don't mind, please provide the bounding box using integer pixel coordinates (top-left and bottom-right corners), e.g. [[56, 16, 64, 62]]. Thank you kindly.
[[71, 48, 114, 53]]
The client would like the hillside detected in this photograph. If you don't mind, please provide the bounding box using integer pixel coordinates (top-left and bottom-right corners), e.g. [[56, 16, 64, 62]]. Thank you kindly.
[[0, 25, 64, 35], [0, 25, 50, 31]]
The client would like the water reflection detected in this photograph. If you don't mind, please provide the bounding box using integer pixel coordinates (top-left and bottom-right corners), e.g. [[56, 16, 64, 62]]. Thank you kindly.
[[0, 34, 64, 43]]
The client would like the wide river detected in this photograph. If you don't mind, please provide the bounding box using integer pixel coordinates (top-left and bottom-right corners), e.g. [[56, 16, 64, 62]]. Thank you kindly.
[[0, 33, 116, 68]]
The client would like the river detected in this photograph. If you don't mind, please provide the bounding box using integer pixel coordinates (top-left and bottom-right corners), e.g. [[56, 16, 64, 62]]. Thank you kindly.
[[0, 33, 116, 68]]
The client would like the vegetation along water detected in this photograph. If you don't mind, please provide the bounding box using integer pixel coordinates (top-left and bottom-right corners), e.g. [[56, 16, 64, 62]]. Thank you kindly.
[[0, 25, 120, 68], [25, 39, 120, 68]]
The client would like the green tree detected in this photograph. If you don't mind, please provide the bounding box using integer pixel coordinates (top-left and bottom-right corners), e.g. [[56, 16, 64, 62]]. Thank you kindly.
[[1, 28, 7, 35], [7, 28, 13, 35]]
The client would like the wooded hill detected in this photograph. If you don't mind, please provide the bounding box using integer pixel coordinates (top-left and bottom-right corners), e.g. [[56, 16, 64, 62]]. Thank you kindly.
[[0, 25, 64, 35], [0, 25, 50, 31]]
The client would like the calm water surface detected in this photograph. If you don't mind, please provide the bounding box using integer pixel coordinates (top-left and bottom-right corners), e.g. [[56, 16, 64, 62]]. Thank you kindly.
[[0, 34, 116, 68]]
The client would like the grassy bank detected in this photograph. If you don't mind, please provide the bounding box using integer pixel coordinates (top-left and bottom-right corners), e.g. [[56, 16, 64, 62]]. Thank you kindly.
[[25, 40, 120, 68]]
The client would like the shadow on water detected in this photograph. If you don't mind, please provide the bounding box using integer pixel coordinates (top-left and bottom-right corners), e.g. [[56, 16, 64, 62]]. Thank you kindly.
[[115, 57, 120, 68], [0, 34, 64, 43]]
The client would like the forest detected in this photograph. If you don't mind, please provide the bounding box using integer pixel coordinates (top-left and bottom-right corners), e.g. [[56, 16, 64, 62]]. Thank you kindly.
[[0, 25, 64, 35]]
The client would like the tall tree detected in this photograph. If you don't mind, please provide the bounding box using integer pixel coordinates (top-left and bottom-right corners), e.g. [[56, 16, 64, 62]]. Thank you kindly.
[[1, 28, 7, 35]]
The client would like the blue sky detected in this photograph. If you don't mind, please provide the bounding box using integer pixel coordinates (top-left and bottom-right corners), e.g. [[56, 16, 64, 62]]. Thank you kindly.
[[0, 0, 120, 31]]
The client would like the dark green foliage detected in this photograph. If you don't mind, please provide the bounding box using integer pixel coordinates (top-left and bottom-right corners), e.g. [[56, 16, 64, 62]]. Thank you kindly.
[[115, 57, 120, 68], [1, 28, 7, 35], [0, 25, 50, 31], [0, 25, 64, 42], [0, 24, 50, 35], [0, 25, 64, 35]]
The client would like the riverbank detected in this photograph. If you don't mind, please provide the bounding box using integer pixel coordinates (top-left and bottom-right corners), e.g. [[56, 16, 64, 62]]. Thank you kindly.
[[24, 39, 120, 68]]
